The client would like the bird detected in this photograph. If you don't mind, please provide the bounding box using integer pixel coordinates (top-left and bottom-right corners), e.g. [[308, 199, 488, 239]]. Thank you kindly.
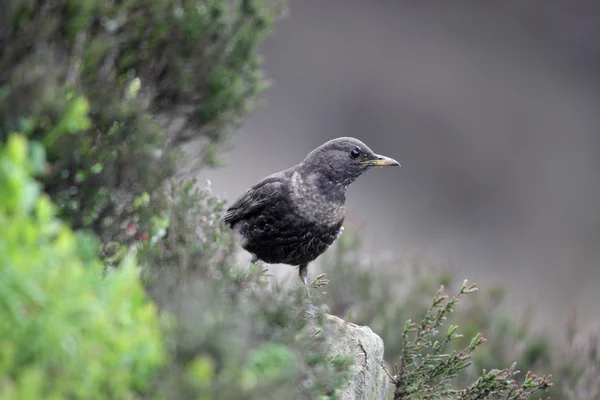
[[222, 137, 400, 287]]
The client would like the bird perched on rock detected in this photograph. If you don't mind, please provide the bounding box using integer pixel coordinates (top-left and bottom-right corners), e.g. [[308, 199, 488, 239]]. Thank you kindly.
[[222, 137, 400, 286]]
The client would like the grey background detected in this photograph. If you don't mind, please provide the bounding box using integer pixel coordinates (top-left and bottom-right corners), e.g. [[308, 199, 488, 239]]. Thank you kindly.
[[197, 1, 600, 332]]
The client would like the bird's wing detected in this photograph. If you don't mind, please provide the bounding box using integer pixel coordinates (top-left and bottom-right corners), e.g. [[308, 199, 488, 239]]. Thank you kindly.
[[222, 176, 285, 226]]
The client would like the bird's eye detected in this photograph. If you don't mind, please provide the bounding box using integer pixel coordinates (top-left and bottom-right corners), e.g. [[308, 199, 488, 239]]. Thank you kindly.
[[350, 147, 361, 159]]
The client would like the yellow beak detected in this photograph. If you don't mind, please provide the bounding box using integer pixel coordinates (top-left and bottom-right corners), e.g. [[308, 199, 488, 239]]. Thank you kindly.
[[361, 155, 401, 167]]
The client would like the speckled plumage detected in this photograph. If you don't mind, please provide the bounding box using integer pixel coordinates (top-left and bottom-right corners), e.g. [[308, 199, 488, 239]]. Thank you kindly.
[[222, 137, 400, 284]]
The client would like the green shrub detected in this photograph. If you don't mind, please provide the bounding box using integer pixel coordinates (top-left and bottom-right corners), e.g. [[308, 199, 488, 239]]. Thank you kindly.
[[0, 134, 165, 399], [382, 281, 551, 399], [0, 0, 283, 256]]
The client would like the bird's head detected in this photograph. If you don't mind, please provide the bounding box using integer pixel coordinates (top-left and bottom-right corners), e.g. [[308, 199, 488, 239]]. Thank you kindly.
[[300, 137, 400, 187]]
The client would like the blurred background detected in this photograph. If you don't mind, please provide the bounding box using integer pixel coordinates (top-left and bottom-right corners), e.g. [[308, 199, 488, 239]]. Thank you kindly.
[[198, 0, 600, 332]]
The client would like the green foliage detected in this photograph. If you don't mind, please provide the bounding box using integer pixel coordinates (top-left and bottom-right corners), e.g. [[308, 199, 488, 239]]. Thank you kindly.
[[0, 0, 282, 256], [0, 134, 165, 399], [383, 282, 551, 399]]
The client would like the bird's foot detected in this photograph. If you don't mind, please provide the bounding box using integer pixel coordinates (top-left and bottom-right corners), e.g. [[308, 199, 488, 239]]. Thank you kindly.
[[307, 273, 329, 289], [301, 274, 327, 301]]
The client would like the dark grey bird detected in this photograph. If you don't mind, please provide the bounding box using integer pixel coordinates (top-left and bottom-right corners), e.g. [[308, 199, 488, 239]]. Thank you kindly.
[[222, 137, 400, 286]]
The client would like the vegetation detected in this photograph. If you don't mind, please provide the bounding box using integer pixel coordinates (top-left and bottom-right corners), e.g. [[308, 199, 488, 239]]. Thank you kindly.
[[0, 134, 165, 399], [1, 0, 280, 254], [0, 0, 598, 399]]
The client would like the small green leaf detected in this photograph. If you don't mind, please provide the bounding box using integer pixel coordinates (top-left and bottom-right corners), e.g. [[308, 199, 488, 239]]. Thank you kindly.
[[75, 170, 87, 183], [90, 163, 103, 174]]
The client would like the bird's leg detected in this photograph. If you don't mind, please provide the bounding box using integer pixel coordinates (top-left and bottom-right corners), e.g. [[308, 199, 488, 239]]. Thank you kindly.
[[299, 263, 317, 317], [299, 263, 309, 286]]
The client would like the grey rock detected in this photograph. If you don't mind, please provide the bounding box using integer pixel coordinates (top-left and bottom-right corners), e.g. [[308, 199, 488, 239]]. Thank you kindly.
[[324, 314, 388, 400]]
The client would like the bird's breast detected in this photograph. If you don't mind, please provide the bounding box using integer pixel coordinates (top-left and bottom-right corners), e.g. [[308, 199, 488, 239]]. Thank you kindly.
[[290, 171, 346, 225]]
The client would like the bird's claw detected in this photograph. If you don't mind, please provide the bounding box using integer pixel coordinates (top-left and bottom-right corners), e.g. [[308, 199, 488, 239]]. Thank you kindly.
[[309, 273, 329, 288]]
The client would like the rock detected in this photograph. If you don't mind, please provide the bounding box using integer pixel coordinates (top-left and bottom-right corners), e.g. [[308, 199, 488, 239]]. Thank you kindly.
[[324, 314, 388, 400]]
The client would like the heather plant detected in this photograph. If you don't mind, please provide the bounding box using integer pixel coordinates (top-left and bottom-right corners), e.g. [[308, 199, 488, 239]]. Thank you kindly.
[[382, 281, 551, 399]]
